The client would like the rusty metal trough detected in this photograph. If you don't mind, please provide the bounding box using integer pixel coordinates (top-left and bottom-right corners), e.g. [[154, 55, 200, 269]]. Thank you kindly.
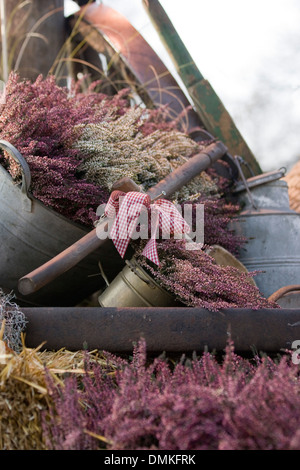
[[22, 306, 300, 354]]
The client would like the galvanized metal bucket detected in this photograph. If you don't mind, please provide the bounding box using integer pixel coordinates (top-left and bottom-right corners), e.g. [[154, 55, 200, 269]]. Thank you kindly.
[[0, 140, 125, 306], [232, 169, 300, 299], [98, 258, 181, 308]]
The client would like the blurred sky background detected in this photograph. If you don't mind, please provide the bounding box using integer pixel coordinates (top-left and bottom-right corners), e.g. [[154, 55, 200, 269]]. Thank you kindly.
[[65, 0, 300, 173]]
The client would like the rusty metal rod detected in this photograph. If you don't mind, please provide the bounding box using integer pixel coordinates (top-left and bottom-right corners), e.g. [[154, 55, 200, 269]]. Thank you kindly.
[[18, 141, 227, 296], [22, 306, 300, 353], [146, 140, 227, 199]]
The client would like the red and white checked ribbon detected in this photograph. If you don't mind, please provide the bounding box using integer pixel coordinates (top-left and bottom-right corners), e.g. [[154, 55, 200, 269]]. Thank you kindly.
[[104, 190, 190, 265]]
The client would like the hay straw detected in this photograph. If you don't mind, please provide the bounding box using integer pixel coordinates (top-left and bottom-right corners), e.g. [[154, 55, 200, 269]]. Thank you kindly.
[[0, 341, 52, 450], [0, 289, 27, 353], [284, 160, 300, 213], [0, 338, 117, 450]]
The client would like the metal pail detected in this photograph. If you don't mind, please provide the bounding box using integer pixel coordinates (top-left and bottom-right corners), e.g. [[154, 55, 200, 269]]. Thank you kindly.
[[232, 169, 300, 298], [0, 140, 125, 306], [98, 258, 180, 307]]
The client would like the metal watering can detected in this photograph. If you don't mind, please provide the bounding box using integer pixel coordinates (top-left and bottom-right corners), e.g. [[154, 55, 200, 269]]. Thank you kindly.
[[231, 165, 300, 302]]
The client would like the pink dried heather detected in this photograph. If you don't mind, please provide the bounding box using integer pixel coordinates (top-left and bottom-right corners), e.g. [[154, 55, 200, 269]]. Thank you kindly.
[[0, 72, 207, 225], [41, 339, 300, 451], [135, 239, 276, 311], [0, 72, 131, 225]]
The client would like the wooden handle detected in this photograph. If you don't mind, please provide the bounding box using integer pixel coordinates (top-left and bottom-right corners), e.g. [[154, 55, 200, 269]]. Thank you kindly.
[[111, 176, 141, 193], [18, 141, 227, 295]]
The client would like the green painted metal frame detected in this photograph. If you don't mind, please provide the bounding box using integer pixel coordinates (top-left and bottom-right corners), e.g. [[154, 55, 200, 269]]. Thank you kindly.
[[143, 0, 262, 177]]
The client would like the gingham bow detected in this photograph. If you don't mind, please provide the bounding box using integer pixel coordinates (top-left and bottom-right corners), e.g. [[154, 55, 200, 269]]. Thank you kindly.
[[104, 190, 190, 265]]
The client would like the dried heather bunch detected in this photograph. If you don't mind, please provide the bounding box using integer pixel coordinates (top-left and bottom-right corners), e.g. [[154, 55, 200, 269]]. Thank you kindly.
[[73, 107, 218, 199], [135, 239, 277, 311], [0, 72, 217, 224], [181, 194, 247, 255], [41, 338, 300, 451], [0, 72, 130, 225], [219, 352, 300, 450]]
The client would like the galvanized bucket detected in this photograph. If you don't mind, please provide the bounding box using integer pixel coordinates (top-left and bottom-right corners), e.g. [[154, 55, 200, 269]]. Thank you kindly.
[[98, 258, 181, 308], [0, 140, 125, 306], [232, 169, 300, 299]]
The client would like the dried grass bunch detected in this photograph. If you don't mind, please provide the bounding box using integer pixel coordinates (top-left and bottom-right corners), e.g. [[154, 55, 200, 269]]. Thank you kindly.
[[74, 107, 218, 200], [284, 159, 300, 213], [0, 289, 27, 352], [0, 343, 51, 450]]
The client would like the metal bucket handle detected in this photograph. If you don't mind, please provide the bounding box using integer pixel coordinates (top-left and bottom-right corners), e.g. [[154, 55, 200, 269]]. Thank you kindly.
[[268, 285, 300, 303], [125, 259, 154, 287], [234, 156, 258, 209], [0, 139, 31, 194], [0, 140, 32, 211]]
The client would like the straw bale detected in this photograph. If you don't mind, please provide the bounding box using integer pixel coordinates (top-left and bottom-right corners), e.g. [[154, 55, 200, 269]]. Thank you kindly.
[[284, 160, 300, 213], [0, 342, 113, 450], [0, 343, 51, 450]]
